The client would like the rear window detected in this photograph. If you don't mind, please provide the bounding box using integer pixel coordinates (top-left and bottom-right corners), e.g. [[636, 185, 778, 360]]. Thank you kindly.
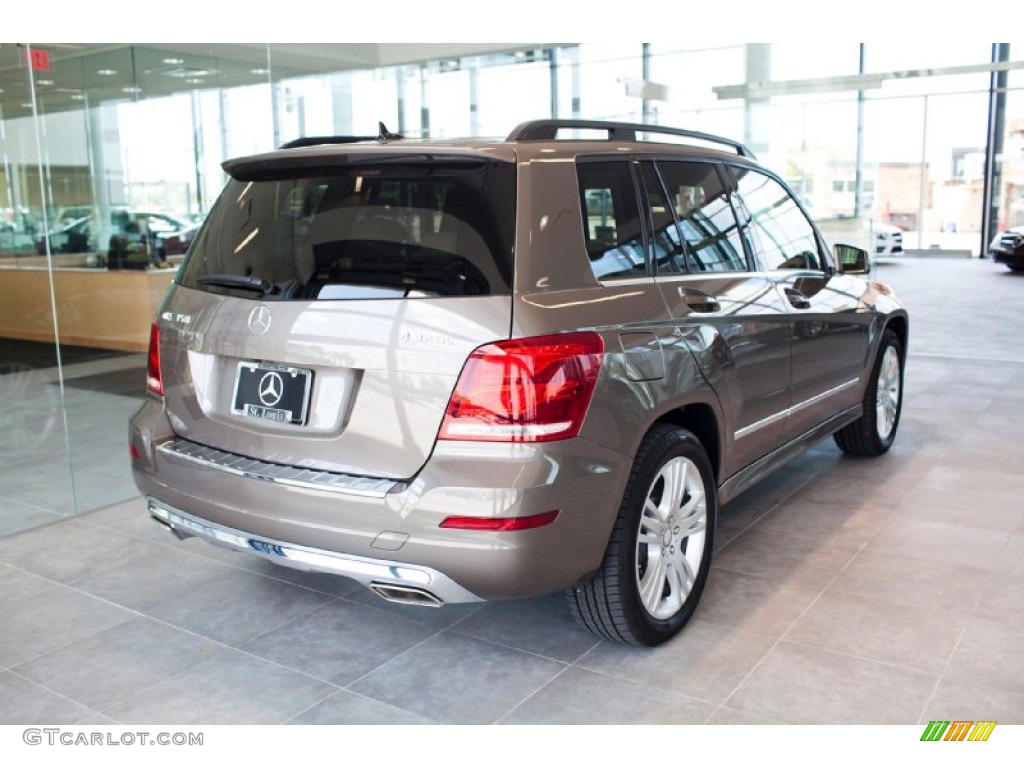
[[178, 162, 515, 300]]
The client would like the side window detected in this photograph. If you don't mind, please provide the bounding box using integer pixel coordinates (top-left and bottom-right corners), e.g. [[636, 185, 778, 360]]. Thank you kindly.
[[577, 161, 646, 281], [639, 162, 687, 274], [655, 160, 748, 273], [731, 167, 823, 271]]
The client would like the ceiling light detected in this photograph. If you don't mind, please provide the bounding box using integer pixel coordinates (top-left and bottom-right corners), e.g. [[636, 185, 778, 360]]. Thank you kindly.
[[250, 68, 269, 75], [21, 102, 33, 108], [186, 78, 204, 85], [97, 69, 118, 76], [122, 86, 141, 94], [70, 94, 85, 100], [162, 57, 184, 65], [37, 79, 54, 86]]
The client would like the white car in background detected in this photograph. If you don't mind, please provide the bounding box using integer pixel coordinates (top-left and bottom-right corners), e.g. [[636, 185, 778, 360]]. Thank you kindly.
[[873, 222, 903, 256]]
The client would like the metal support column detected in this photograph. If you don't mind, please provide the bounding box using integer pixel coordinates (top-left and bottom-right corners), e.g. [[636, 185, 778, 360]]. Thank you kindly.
[[549, 48, 559, 119], [420, 64, 430, 139], [854, 44, 866, 219], [743, 44, 771, 158], [642, 43, 652, 124], [469, 63, 479, 136], [981, 43, 1010, 257]]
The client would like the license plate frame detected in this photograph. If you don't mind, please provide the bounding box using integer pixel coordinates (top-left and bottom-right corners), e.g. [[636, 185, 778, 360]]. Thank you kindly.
[[231, 361, 313, 426]]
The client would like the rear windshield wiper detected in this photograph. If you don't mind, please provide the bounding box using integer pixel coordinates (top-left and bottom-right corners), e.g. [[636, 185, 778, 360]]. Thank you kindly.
[[197, 274, 272, 294]]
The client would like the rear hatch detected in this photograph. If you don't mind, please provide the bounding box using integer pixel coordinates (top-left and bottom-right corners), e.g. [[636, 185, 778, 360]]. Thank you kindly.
[[159, 150, 516, 479]]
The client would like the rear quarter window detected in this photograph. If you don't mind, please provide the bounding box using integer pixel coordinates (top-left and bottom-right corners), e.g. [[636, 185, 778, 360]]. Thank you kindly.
[[576, 161, 647, 281]]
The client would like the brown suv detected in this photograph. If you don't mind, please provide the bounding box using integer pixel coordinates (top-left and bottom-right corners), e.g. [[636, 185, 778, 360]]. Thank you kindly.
[[130, 119, 908, 645]]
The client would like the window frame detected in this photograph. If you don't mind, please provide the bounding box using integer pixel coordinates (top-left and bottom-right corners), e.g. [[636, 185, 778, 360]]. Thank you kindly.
[[723, 161, 834, 275], [646, 157, 753, 275]]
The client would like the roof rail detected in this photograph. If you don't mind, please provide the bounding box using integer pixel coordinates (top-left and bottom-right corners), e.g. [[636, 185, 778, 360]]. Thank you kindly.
[[280, 123, 405, 150], [506, 119, 755, 159]]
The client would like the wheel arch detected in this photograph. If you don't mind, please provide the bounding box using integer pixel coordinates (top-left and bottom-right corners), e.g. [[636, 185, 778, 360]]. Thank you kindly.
[[884, 313, 909, 355], [650, 402, 722, 485]]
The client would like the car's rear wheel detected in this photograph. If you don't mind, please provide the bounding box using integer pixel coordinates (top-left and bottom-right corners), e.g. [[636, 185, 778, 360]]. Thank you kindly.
[[834, 328, 904, 456], [568, 424, 715, 646]]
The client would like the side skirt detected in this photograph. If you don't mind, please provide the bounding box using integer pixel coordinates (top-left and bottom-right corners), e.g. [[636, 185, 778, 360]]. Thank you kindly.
[[717, 404, 862, 507]]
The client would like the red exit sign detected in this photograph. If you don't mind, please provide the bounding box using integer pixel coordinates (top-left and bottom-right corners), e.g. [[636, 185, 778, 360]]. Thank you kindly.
[[28, 48, 51, 71]]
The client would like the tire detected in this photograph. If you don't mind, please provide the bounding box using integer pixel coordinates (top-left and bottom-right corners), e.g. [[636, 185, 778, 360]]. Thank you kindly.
[[567, 424, 716, 646], [833, 328, 904, 456], [1008, 264, 1024, 273]]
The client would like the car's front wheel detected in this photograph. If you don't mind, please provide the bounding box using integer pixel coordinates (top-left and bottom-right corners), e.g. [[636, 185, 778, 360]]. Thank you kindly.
[[834, 328, 904, 456], [568, 425, 716, 646]]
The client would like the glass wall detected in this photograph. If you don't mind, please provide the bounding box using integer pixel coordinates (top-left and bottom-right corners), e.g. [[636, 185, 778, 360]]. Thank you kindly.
[[0, 42, 79, 532], [0, 41, 1020, 536]]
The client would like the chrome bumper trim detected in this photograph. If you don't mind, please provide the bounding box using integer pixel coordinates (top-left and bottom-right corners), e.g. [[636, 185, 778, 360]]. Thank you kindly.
[[156, 438, 402, 498], [147, 498, 483, 605]]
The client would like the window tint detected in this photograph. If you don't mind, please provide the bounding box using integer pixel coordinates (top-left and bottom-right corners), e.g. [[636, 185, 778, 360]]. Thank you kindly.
[[577, 161, 646, 281], [639, 162, 687, 274], [655, 160, 748, 272], [732, 167, 823, 271], [178, 162, 515, 300]]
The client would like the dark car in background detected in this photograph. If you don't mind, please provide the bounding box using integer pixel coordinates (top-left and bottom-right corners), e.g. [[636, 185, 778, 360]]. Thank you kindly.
[[36, 208, 200, 259], [989, 227, 1024, 272], [0, 207, 40, 253]]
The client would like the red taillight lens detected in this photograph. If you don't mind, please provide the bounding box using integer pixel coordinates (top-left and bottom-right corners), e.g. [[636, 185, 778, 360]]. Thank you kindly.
[[439, 510, 560, 531], [146, 322, 163, 396], [439, 332, 604, 443]]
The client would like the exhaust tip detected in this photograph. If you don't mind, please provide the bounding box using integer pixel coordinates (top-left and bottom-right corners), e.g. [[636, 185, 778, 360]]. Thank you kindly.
[[370, 583, 444, 608], [150, 514, 189, 541]]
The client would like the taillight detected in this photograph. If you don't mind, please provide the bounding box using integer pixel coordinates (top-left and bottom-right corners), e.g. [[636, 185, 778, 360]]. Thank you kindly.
[[146, 322, 163, 396], [439, 332, 604, 443]]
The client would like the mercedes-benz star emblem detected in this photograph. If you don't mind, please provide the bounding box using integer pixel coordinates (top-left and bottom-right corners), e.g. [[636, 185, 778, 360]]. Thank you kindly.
[[248, 304, 272, 336], [258, 371, 284, 407]]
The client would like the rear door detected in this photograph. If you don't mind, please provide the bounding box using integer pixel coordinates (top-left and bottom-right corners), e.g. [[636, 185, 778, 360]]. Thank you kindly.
[[159, 157, 516, 480], [643, 159, 793, 478], [728, 166, 872, 443]]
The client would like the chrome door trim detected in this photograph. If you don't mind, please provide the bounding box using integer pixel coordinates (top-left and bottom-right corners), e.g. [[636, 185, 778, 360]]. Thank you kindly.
[[734, 378, 859, 441]]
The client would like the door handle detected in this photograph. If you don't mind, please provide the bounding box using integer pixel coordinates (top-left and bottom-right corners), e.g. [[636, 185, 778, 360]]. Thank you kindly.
[[678, 286, 721, 313], [785, 288, 811, 310]]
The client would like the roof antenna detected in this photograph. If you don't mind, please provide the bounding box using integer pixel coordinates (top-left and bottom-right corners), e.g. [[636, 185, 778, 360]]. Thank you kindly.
[[378, 121, 404, 142]]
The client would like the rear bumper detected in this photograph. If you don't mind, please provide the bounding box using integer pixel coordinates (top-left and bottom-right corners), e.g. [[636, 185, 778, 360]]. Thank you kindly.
[[147, 498, 481, 605], [130, 399, 633, 601]]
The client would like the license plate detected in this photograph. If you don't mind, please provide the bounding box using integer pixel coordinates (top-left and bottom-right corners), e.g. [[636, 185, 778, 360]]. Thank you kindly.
[[231, 361, 312, 425]]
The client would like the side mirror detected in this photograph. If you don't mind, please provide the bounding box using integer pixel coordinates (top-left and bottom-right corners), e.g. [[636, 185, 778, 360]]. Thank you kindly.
[[834, 243, 871, 274]]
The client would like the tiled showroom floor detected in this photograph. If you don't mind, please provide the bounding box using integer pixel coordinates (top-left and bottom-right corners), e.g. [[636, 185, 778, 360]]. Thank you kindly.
[[1, 256, 1023, 725]]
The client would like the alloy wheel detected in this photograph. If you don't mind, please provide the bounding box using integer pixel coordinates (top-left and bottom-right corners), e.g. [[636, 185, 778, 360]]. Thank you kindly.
[[875, 345, 901, 441], [635, 456, 707, 620]]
